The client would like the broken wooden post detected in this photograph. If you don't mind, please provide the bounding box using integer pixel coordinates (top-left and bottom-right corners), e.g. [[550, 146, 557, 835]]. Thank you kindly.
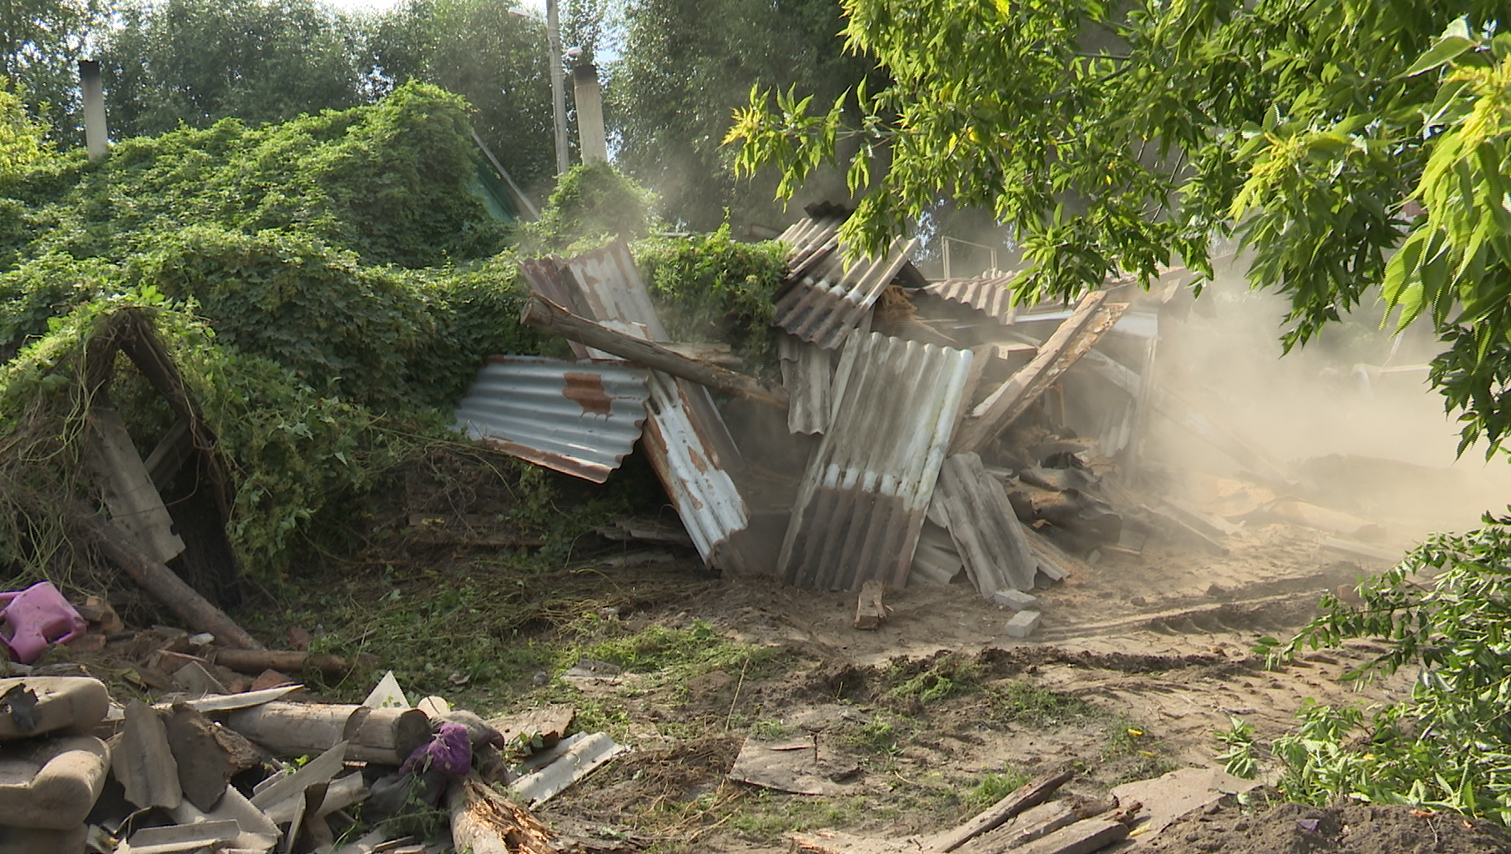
[[952, 293, 1127, 454], [225, 702, 430, 765], [852, 580, 886, 630], [78, 511, 261, 650], [449, 774, 561, 854], [520, 293, 791, 409]]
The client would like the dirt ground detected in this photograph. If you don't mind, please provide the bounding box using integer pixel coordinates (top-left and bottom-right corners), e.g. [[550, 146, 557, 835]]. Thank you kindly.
[[510, 514, 1440, 852]]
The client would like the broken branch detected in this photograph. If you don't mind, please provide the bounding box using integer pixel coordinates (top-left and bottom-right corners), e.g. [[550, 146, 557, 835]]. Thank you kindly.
[[520, 294, 790, 409]]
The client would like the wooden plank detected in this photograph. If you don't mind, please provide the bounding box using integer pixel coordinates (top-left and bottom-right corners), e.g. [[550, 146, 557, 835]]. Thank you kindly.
[[927, 770, 1073, 853], [1012, 818, 1127, 854], [520, 294, 790, 409], [853, 580, 886, 629], [85, 402, 185, 565], [953, 294, 1126, 454], [957, 797, 1118, 854]]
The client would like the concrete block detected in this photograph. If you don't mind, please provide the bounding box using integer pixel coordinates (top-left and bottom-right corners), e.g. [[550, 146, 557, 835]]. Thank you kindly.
[[1003, 610, 1042, 639], [991, 588, 1038, 611]]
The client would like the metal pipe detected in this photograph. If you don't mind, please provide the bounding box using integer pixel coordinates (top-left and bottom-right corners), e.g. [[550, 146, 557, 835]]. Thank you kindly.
[[547, 0, 569, 174]]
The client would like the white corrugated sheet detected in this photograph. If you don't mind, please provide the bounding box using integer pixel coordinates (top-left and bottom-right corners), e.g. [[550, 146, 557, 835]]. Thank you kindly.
[[777, 332, 833, 435], [777, 332, 975, 590], [776, 214, 921, 349]]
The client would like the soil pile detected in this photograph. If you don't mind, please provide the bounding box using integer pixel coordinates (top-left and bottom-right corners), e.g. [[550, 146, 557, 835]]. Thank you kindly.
[[1143, 800, 1511, 854]]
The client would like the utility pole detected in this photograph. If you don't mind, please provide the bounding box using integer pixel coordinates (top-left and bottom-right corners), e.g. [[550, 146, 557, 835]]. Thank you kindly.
[[546, 0, 569, 175]]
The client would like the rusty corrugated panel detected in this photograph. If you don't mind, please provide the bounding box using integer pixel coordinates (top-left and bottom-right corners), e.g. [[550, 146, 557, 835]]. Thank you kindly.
[[776, 213, 920, 349], [777, 332, 832, 435], [518, 243, 761, 572], [932, 452, 1038, 596], [920, 275, 1018, 323], [561, 242, 669, 340], [778, 332, 974, 590], [454, 356, 650, 484]]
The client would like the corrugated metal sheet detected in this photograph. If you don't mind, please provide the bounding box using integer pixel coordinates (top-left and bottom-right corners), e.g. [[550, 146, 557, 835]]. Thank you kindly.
[[776, 214, 921, 349], [778, 332, 974, 590], [518, 242, 761, 572], [932, 452, 1038, 596], [909, 520, 962, 586], [453, 356, 650, 484], [921, 275, 1018, 323], [777, 333, 832, 435]]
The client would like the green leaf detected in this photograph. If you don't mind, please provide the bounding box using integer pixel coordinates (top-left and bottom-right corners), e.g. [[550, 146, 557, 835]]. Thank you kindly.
[[1400, 35, 1475, 78]]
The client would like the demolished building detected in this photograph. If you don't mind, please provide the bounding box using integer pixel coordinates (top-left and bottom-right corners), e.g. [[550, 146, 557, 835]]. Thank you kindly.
[[450, 204, 1302, 632]]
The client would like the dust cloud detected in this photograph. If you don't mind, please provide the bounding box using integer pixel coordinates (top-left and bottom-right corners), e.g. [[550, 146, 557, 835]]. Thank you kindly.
[[1142, 257, 1511, 539]]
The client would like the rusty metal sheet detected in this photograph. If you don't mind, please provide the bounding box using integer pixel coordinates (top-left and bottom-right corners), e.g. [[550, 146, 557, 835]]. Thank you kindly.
[[776, 214, 920, 350], [518, 244, 761, 572], [932, 452, 1038, 596], [777, 332, 832, 435], [920, 275, 1018, 324], [778, 332, 975, 590], [454, 356, 650, 484]]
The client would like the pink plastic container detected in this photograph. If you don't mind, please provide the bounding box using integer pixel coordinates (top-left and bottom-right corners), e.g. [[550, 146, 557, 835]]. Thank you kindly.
[[0, 582, 87, 664]]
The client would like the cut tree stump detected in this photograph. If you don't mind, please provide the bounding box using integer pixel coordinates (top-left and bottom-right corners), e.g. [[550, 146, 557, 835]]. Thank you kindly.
[[449, 774, 560, 854]]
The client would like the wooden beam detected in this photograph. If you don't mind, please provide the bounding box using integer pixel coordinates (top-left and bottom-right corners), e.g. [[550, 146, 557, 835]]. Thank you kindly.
[[78, 510, 261, 650], [928, 769, 1074, 853], [520, 294, 790, 409], [952, 294, 1126, 454]]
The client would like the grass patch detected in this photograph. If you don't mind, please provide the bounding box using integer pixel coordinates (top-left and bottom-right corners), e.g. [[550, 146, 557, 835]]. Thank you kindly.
[[983, 679, 1100, 726], [961, 769, 1031, 811], [889, 655, 982, 706], [728, 791, 864, 839], [571, 618, 779, 681]]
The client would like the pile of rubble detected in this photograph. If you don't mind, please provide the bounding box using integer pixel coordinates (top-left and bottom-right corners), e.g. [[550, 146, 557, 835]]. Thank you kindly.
[[455, 205, 1322, 635], [0, 659, 621, 854]]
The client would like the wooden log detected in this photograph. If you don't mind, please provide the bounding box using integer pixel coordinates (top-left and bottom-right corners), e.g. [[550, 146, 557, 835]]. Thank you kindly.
[[78, 511, 261, 650], [853, 580, 886, 630], [953, 294, 1126, 454], [448, 774, 560, 854], [225, 702, 430, 766], [210, 648, 361, 676], [520, 293, 790, 409], [928, 770, 1074, 853]]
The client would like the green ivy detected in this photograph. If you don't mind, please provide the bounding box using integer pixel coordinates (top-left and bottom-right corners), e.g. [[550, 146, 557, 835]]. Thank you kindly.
[[518, 162, 656, 255], [1, 82, 504, 271], [634, 225, 785, 374]]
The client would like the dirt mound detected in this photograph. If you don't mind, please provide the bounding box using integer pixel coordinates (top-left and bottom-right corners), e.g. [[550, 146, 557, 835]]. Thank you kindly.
[[1143, 800, 1511, 854]]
